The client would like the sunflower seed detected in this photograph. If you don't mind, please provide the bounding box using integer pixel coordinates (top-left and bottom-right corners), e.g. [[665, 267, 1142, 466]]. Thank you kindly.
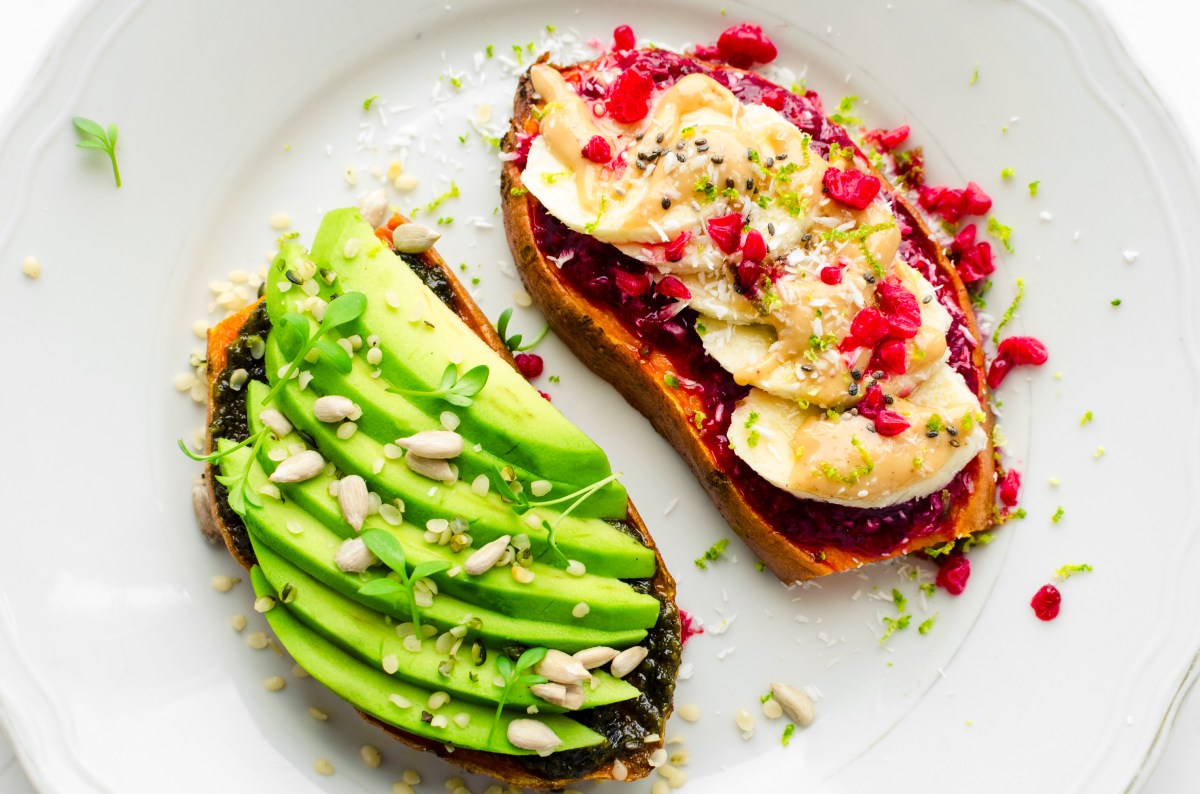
[[334, 537, 376, 572], [506, 719, 562, 755], [269, 450, 325, 483], [464, 534, 511, 575], [314, 395, 362, 423], [573, 646, 619, 669], [610, 646, 648, 679], [391, 223, 442, 254], [395, 430, 464, 459], [535, 649, 591, 685], [530, 682, 585, 710], [404, 453, 455, 482], [357, 187, 389, 229], [770, 682, 815, 726], [258, 408, 293, 437], [337, 475, 369, 531]]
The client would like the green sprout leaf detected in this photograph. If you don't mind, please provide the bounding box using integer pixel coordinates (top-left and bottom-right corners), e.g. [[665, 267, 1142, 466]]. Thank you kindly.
[[183, 429, 270, 516], [488, 646, 549, 745], [390, 363, 490, 408], [261, 292, 367, 406], [359, 529, 448, 636], [72, 116, 122, 187], [495, 308, 550, 353]]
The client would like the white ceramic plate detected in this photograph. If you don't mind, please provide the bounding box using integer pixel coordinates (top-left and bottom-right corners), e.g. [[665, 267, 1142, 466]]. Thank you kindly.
[[2, 0, 1197, 791]]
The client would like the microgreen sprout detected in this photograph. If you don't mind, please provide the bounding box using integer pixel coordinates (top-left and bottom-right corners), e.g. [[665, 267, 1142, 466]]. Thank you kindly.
[[389, 363, 490, 407], [488, 646, 549, 745], [357, 529, 451, 636], [72, 117, 121, 187], [489, 470, 623, 565], [495, 308, 549, 353], [178, 429, 269, 514], [261, 292, 367, 406]]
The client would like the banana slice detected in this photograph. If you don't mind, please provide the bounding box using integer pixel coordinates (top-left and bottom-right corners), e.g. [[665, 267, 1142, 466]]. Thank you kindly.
[[727, 363, 986, 508]]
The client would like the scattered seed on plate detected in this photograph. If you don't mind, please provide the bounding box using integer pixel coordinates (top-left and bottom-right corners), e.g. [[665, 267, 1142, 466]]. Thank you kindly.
[[230, 614, 247, 632], [269, 212, 292, 230], [263, 675, 286, 691], [513, 290, 533, 307], [21, 256, 41, 279], [210, 574, 239, 593], [246, 632, 269, 650], [313, 758, 334, 776], [360, 744, 382, 768], [308, 706, 329, 721], [677, 703, 700, 722]]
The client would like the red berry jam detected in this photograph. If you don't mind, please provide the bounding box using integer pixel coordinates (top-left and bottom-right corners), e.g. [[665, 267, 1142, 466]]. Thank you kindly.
[[522, 50, 983, 559], [1031, 584, 1061, 621]]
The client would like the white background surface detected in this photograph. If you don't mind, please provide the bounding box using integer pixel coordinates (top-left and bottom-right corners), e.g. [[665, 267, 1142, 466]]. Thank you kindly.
[[0, 1, 1196, 792]]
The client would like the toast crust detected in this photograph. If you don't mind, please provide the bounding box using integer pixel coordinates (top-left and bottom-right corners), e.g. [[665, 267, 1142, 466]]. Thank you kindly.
[[500, 56, 995, 582], [201, 218, 678, 789]]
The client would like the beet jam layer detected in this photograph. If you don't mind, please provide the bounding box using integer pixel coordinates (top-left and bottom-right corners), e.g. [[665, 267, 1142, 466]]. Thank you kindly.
[[526, 51, 982, 561]]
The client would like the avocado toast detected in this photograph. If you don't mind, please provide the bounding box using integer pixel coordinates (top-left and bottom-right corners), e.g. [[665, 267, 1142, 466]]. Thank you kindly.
[[196, 208, 680, 788]]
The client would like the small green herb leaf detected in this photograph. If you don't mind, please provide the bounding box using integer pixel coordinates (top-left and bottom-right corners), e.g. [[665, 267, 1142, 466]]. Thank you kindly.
[[320, 291, 368, 329], [358, 578, 404, 597], [411, 560, 452, 580], [314, 338, 353, 373], [362, 529, 407, 573], [72, 116, 122, 187]]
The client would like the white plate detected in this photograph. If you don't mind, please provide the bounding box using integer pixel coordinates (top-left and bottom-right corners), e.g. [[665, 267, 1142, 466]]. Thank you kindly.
[[1, 0, 1197, 791]]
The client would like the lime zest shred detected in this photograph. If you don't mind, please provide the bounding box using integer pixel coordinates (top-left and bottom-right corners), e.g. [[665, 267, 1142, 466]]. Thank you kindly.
[[992, 278, 1026, 344]]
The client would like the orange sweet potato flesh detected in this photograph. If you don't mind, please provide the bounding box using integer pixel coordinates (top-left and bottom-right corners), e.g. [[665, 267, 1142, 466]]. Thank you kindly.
[[500, 57, 995, 582], [201, 218, 677, 788]]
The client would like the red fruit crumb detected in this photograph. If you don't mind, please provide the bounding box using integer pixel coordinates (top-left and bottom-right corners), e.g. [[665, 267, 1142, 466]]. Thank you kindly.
[[875, 280, 921, 339], [581, 135, 611, 163], [657, 275, 692, 300], [872, 409, 911, 437], [819, 264, 843, 285], [613, 24, 636, 51], [614, 268, 652, 296], [515, 353, 544, 379], [918, 182, 992, 223], [679, 609, 704, 645], [867, 124, 910, 151], [664, 230, 691, 262], [735, 260, 765, 293], [961, 181, 993, 216], [951, 224, 977, 254], [936, 555, 971, 595], [705, 213, 743, 255], [847, 307, 889, 348], [1031, 584, 1061, 621], [956, 241, 995, 284], [692, 43, 721, 62], [759, 86, 788, 111], [998, 468, 1021, 507], [822, 167, 881, 210], [606, 69, 654, 124], [987, 336, 1049, 389], [741, 229, 767, 262], [716, 23, 778, 69], [538, 390, 552, 402], [856, 382, 886, 415], [874, 338, 908, 375]]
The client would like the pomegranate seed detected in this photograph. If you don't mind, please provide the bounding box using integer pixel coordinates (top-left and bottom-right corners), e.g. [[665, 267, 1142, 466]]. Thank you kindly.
[[956, 241, 995, 283], [657, 275, 692, 300], [1031, 584, 1061, 621], [741, 229, 767, 262], [875, 280, 921, 339], [515, 353, 544, 379], [960, 181, 993, 216], [580, 135, 611, 164], [716, 23, 778, 68], [614, 268, 652, 296], [705, 213, 743, 255], [987, 336, 1049, 389], [664, 230, 691, 262], [936, 554, 971, 595], [736, 260, 765, 293], [606, 69, 654, 123], [998, 468, 1021, 507], [819, 265, 843, 285], [822, 167, 881, 210], [872, 409, 911, 436], [878, 124, 910, 150], [538, 390, 552, 402], [857, 383, 885, 415], [951, 224, 977, 254], [848, 307, 889, 348], [875, 338, 908, 375], [613, 24, 636, 51]]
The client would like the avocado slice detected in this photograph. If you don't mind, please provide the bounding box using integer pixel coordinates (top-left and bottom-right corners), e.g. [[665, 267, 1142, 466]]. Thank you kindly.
[[256, 376, 656, 580], [245, 383, 660, 631], [294, 208, 627, 516], [220, 445, 650, 651], [249, 566, 605, 755], [251, 541, 639, 710]]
